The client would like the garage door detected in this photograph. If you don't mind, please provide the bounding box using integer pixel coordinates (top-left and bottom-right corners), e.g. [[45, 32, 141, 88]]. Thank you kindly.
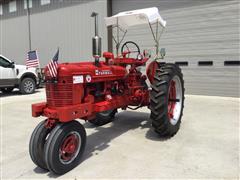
[[111, 0, 240, 97]]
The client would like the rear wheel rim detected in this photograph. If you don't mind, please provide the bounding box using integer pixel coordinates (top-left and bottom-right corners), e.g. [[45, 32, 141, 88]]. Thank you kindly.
[[168, 75, 183, 125], [59, 131, 81, 164]]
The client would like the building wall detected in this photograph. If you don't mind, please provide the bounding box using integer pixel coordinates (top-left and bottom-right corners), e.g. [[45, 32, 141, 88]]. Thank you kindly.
[[0, 12, 29, 64], [0, 0, 108, 66], [0, 0, 239, 97], [112, 0, 240, 97]]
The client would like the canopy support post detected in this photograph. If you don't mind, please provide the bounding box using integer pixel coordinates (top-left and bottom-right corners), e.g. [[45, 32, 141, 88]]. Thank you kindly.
[[112, 23, 127, 57], [148, 22, 158, 59], [149, 22, 165, 60], [119, 29, 127, 46], [156, 22, 159, 57], [116, 17, 119, 56]]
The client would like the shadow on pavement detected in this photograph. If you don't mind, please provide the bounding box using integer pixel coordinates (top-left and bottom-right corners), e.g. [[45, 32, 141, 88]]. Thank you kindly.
[[44, 110, 169, 178], [33, 167, 49, 174], [0, 89, 42, 97]]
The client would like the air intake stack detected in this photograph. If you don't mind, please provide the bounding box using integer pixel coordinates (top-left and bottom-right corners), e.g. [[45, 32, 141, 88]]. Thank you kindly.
[[91, 12, 102, 66]]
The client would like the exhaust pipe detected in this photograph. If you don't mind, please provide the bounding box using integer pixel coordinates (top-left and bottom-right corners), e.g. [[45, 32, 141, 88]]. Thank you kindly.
[[91, 12, 102, 66]]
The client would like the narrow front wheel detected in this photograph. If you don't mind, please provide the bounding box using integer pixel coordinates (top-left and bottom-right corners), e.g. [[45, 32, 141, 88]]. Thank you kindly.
[[44, 120, 86, 175], [29, 120, 52, 170]]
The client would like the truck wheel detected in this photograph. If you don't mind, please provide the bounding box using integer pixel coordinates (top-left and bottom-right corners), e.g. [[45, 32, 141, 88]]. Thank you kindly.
[[44, 120, 86, 175], [20, 77, 36, 94], [29, 120, 52, 170], [1, 87, 14, 93], [89, 109, 117, 126], [149, 63, 184, 137]]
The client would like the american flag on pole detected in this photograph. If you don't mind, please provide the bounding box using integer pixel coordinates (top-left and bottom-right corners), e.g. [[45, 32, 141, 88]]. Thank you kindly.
[[47, 49, 59, 78], [26, 50, 40, 68]]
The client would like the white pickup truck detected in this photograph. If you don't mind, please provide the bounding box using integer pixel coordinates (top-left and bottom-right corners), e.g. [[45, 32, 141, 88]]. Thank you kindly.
[[0, 54, 40, 94]]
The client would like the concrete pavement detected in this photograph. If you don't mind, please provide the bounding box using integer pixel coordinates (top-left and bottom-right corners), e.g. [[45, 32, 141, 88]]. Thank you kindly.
[[0, 89, 239, 179]]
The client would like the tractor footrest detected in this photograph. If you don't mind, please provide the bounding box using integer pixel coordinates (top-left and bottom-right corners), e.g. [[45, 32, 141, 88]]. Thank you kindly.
[[95, 101, 112, 112], [94, 96, 129, 112]]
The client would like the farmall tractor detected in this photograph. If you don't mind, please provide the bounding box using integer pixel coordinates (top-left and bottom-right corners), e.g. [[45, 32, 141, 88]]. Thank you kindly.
[[29, 7, 184, 174]]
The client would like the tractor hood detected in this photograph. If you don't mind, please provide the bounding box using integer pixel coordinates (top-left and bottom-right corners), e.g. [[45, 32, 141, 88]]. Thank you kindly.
[[45, 61, 127, 83]]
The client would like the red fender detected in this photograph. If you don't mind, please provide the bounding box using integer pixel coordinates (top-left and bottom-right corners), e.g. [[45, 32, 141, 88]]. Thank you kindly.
[[146, 61, 159, 84]]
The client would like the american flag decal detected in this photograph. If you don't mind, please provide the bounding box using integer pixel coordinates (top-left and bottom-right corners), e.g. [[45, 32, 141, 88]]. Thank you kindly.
[[26, 50, 39, 68], [47, 49, 59, 78]]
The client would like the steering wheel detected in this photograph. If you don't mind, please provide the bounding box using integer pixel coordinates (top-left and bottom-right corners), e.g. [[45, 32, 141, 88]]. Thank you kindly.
[[121, 41, 141, 59]]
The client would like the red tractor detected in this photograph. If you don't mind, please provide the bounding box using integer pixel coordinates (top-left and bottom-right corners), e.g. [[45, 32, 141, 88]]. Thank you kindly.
[[29, 7, 184, 174]]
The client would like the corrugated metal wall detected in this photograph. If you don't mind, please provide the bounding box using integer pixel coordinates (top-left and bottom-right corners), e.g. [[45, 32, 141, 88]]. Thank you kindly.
[[0, 0, 108, 66], [0, 0, 239, 97], [0, 14, 29, 63], [112, 0, 240, 97]]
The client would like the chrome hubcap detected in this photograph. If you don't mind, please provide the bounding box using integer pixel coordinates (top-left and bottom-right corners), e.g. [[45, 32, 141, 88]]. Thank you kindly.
[[24, 80, 34, 93]]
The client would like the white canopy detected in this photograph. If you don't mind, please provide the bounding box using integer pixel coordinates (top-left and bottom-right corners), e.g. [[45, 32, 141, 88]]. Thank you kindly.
[[105, 7, 166, 30]]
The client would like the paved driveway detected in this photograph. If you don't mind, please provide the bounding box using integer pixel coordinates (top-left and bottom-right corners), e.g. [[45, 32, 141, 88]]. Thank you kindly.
[[0, 89, 239, 179]]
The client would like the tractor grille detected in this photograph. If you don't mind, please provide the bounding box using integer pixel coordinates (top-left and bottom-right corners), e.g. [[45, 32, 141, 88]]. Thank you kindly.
[[45, 76, 73, 107]]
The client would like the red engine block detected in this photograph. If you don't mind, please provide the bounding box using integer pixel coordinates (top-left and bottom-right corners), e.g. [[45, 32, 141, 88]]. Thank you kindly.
[[32, 55, 150, 122]]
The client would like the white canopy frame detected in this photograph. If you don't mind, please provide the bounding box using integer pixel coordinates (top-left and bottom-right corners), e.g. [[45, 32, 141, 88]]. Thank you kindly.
[[105, 7, 166, 59]]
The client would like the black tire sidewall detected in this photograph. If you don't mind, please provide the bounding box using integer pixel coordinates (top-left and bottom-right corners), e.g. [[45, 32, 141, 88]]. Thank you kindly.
[[150, 63, 184, 137], [44, 121, 86, 174], [29, 120, 51, 170]]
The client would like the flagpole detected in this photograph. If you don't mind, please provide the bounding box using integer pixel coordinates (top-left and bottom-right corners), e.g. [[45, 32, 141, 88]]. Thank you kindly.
[[26, 0, 32, 51], [36, 49, 40, 69]]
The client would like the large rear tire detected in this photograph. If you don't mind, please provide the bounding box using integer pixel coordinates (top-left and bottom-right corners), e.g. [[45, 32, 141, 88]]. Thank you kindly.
[[29, 120, 52, 170], [89, 109, 117, 126], [44, 120, 86, 175], [149, 63, 184, 137]]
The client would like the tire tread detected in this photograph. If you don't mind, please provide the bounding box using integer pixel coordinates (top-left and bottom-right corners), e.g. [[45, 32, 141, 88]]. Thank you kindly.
[[149, 63, 185, 137]]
